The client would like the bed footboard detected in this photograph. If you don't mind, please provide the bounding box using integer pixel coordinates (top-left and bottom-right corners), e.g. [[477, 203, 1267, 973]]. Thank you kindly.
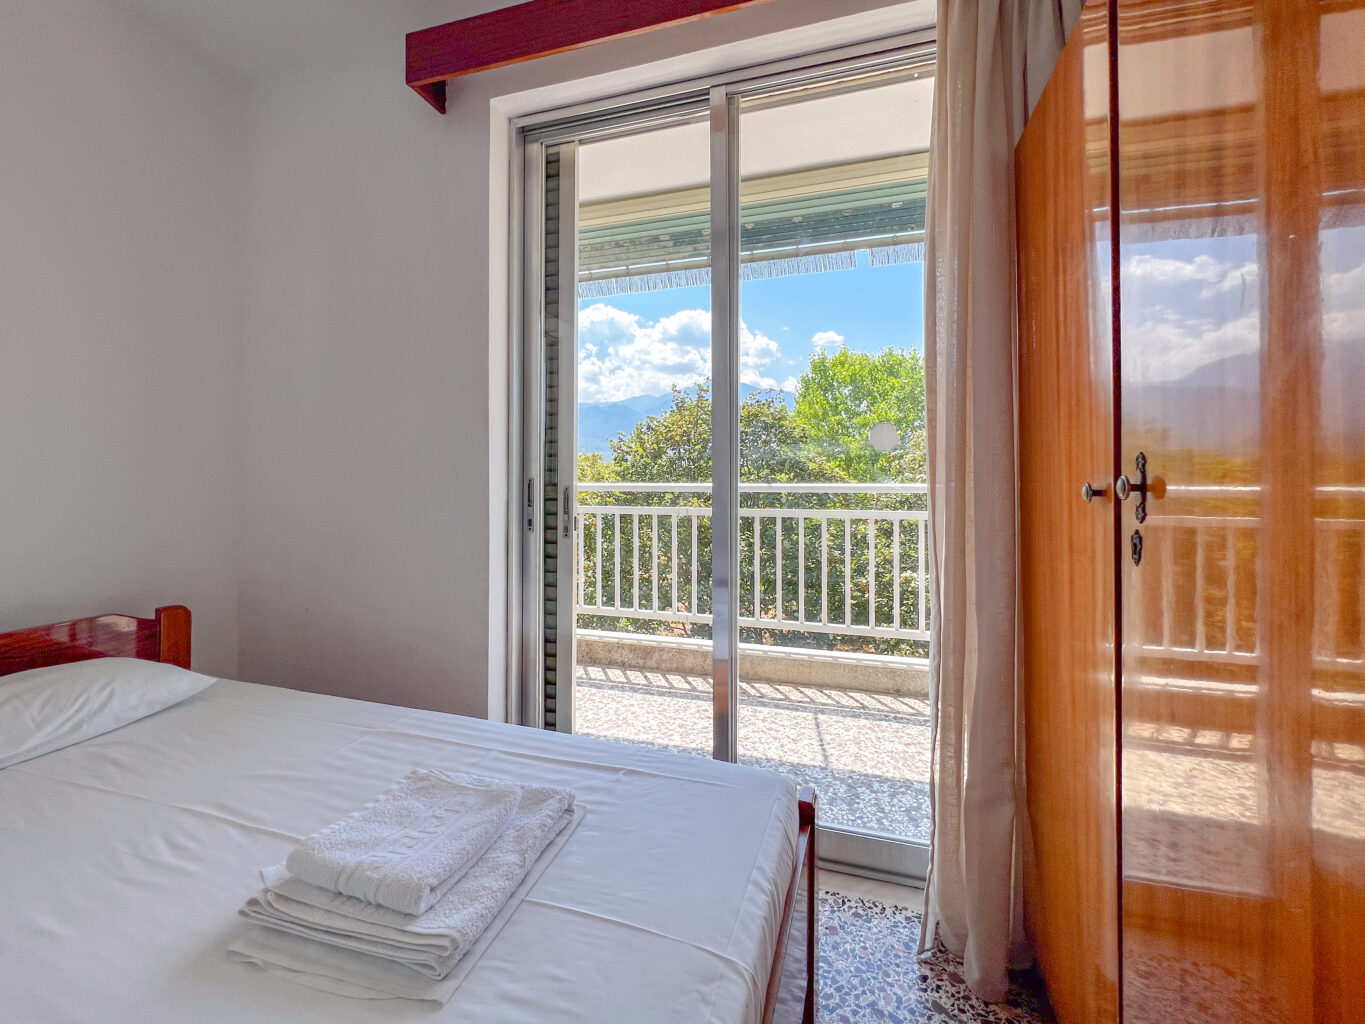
[[763, 786, 817, 1024]]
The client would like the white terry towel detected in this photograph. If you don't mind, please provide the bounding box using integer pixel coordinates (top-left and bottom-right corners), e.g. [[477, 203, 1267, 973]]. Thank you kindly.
[[236, 783, 575, 978], [229, 805, 583, 1003], [254, 794, 574, 973], [285, 768, 529, 915]]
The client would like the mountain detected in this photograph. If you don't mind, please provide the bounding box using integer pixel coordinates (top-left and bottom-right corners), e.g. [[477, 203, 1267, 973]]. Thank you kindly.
[[576, 384, 788, 456], [1126, 336, 1365, 452], [577, 393, 673, 456]]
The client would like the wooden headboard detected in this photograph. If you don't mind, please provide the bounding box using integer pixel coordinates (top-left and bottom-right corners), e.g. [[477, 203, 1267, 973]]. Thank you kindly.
[[0, 606, 191, 678]]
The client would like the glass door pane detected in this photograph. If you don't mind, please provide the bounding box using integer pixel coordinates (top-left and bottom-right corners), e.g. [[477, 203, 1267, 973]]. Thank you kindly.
[[559, 113, 719, 757], [524, 52, 936, 876], [734, 66, 935, 858]]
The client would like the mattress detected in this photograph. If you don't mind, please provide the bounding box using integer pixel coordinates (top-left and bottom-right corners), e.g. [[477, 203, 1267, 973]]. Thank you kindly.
[[0, 678, 798, 1024]]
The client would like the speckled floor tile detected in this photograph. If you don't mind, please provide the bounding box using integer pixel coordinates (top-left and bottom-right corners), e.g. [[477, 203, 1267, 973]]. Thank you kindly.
[[573, 669, 1050, 1023], [818, 889, 1053, 1023], [820, 870, 923, 910], [575, 665, 930, 841]]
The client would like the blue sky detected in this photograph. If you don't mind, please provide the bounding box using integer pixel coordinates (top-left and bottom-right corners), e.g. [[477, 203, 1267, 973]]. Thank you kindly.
[[576, 226, 1365, 404], [576, 254, 924, 403], [1116, 227, 1365, 383]]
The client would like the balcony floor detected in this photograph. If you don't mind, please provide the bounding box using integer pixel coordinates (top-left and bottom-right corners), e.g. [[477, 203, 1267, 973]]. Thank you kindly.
[[574, 663, 931, 842]]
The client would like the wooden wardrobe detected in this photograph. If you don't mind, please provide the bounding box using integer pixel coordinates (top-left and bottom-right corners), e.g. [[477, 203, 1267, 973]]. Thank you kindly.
[[1018, 1, 1365, 1022]]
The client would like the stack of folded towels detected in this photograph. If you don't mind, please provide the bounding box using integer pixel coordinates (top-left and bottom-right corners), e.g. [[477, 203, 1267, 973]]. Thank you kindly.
[[228, 769, 578, 1001]]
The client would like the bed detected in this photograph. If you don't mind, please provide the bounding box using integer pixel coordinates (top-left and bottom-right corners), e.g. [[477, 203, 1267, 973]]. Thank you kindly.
[[0, 606, 816, 1024]]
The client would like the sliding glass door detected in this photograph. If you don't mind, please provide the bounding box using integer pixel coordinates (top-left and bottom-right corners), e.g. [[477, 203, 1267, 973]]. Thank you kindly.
[[519, 43, 935, 879], [734, 67, 934, 875], [526, 104, 718, 749]]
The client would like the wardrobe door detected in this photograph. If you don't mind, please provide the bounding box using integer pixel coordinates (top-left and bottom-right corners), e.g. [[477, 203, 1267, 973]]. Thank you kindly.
[[1116, 1, 1365, 1020], [1017, 3, 1119, 1021], [1313, 6, 1365, 1015]]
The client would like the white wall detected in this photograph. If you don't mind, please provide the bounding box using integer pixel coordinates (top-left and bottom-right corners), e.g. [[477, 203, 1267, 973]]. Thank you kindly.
[[0, 0, 246, 675], [237, 0, 925, 720], [239, 50, 490, 715]]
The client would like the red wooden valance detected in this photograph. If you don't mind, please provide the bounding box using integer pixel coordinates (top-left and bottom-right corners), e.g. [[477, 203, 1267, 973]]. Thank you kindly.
[[406, 0, 776, 113]]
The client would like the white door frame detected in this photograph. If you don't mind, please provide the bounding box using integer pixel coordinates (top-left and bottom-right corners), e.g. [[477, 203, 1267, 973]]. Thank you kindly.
[[510, 34, 936, 884], [551, 143, 580, 734]]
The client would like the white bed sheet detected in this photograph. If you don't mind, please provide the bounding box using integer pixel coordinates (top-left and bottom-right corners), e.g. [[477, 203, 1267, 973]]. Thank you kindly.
[[0, 679, 798, 1024]]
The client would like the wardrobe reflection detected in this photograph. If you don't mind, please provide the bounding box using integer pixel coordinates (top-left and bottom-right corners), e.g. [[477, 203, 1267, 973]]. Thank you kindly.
[[1117, 0, 1365, 1020]]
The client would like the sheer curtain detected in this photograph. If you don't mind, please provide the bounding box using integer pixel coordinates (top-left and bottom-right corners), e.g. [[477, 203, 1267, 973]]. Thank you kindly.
[[918, 0, 1081, 1004]]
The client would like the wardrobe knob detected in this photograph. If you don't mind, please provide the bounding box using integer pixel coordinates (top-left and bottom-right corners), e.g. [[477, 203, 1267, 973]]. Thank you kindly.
[[1081, 482, 1106, 503], [1114, 475, 1132, 501]]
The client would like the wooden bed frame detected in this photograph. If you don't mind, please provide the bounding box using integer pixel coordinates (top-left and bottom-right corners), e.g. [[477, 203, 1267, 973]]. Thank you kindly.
[[0, 605, 191, 677], [769, 786, 818, 1024], [0, 606, 817, 1023]]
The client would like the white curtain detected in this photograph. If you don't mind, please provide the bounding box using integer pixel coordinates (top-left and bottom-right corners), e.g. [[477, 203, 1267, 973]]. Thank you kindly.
[[918, 0, 1081, 1004]]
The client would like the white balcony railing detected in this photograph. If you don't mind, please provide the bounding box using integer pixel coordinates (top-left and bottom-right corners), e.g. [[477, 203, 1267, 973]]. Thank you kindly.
[[1132, 485, 1365, 671], [573, 482, 1365, 669], [575, 482, 930, 643]]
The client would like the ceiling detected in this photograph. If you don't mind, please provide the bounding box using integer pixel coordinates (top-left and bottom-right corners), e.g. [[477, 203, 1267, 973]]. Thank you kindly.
[[112, 0, 930, 84], [112, 0, 508, 81]]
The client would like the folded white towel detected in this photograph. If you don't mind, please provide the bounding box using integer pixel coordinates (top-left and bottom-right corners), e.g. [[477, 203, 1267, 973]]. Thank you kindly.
[[228, 806, 583, 1003], [251, 800, 574, 975], [285, 769, 526, 915], [241, 780, 575, 973]]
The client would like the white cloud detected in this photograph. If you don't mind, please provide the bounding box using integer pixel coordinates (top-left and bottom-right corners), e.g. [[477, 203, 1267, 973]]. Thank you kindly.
[[780, 376, 798, 393], [1122, 254, 1365, 376], [812, 330, 845, 350], [1325, 261, 1365, 312], [1123, 254, 1260, 302], [1122, 311, 1260, 382], [1120, 256, 1258, 380], [740, 322, 781, 390], [1123, 253, 1228, 284], [576, 303, 782, 402], [1325, 260, 1365, 344], [1118, 249, 1365, 377], [1198, 262, 1258, 300]]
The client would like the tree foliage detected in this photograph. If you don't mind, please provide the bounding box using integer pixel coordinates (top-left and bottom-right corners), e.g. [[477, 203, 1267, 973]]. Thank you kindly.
[[575, 451, 617, 483], [793, 347, 926, 482], [600, 382, 712, 484], [578, 347, 927, 485], [574, 347, 929, 657]]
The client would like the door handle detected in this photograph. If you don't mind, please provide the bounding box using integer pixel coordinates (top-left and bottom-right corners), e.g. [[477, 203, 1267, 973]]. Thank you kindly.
[[1115, 452, 1149, 523]]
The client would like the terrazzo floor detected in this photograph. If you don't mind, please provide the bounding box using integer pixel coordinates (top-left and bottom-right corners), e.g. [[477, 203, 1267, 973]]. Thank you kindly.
[[575, 664, 932, 841], [573, 669, 1051, 1023], [818, 874, 1053, 1023]]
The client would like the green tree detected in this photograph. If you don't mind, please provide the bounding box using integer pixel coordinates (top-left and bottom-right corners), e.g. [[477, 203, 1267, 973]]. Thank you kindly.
[[603, 381, 844, 484], [577, 350, 929, 658], [793, 347, 927, 482], [606, 383, 714, 484], [576, 451, 617, 483]]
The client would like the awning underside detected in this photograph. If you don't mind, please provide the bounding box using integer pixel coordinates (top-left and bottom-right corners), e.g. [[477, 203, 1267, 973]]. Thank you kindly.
[[577, 152, 928, 297]]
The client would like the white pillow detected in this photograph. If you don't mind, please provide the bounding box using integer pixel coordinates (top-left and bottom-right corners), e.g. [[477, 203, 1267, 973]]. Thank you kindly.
[[0, 657, 216, 770]]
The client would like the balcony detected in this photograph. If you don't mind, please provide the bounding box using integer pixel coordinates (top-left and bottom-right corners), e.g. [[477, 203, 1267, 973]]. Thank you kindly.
[[574, 649, 932, 841], [574, 481, 931, 643], [562, 480, 1365, 848], [568, 481, 933, 841]]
